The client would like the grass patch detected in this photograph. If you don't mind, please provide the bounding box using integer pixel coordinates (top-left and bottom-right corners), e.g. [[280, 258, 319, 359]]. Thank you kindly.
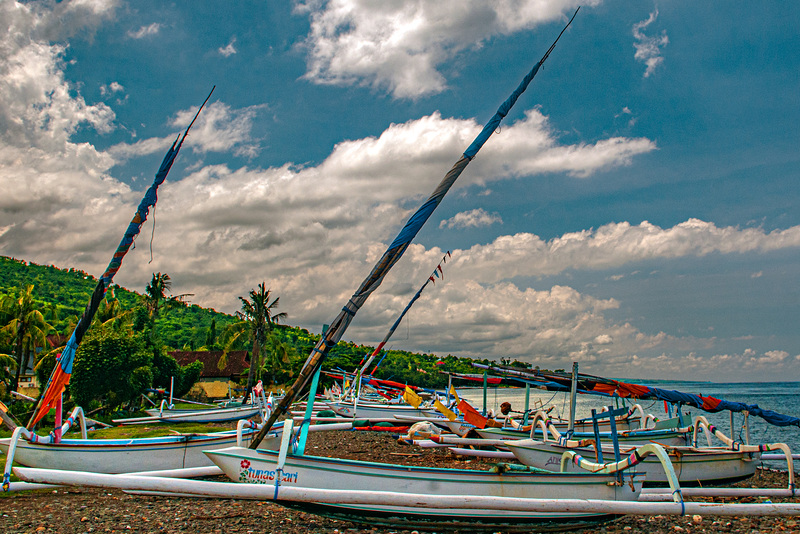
[[159, 402, 219, 410], [65, 422, 235, 439]]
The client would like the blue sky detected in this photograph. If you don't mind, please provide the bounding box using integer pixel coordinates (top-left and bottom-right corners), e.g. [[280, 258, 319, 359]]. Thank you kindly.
[[1, 0, 799, 382]]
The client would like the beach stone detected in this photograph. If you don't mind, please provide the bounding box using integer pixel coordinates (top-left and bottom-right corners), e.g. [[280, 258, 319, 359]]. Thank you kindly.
[[692, 514, 703, 523]]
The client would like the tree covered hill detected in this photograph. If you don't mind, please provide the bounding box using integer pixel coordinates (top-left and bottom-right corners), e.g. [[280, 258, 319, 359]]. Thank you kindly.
[[0, 256, 501, 389], [0, 255, 236, 351]]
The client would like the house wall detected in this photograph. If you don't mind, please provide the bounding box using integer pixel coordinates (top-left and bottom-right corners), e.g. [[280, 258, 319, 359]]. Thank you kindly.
[[17, 375, 40, 398], [187, 377, 239, 400]]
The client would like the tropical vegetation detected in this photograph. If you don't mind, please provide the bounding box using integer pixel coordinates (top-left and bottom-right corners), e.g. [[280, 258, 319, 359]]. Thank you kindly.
[[219, 283, 289, 400], [1, 255, 532, 413]]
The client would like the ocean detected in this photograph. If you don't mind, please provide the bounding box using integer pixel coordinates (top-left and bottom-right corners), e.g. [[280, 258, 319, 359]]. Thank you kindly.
[[455, 380, 800, 468]]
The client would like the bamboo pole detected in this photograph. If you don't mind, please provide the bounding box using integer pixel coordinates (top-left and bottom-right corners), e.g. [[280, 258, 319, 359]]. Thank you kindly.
[[641, 487, 796, 499], [14, 467, 800, 516], [449, 447, 515, 459]]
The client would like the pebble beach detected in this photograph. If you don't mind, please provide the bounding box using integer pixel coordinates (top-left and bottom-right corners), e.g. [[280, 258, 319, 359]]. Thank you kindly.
[[2, 430, 798, 534]]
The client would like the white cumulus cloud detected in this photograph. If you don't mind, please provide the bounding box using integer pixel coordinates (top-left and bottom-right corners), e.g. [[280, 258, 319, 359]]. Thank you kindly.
[[107, 101, 265, 161], [440, 208, 502, 229], [454, 219, 800, 283], [297, 0, 587, 98]]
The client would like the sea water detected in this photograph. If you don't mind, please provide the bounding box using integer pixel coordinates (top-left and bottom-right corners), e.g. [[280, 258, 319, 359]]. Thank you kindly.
[[455, 381, 800, 469]]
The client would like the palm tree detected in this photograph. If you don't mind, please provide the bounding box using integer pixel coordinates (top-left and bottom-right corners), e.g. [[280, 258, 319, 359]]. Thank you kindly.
[[143, 273, 172, 320], [0, 285, 55, 393], [141, 272, 192, 338], [94, 286, 133, 331], [220, 283, 287, 401], [261, 334, 297, 385], [0, 353, 17, 395]]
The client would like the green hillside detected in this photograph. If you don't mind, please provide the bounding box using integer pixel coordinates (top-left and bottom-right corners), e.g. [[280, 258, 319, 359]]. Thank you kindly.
[[0, 256, 504, 390], [0, 255, 236, 350]]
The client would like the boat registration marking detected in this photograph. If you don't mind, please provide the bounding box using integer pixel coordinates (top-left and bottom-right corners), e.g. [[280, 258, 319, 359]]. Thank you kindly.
[[238, 459, 298, 484]]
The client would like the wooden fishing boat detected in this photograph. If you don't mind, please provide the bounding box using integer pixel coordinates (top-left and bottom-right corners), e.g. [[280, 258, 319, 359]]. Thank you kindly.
[[326, 399, 438, 420], [427, 403, 655, 437], [204, 445, 645, 532], [475, 425, 690, 447], [0, 426, 283, 475], [505, 438, 760, 487], [114, 404, 264, 424]]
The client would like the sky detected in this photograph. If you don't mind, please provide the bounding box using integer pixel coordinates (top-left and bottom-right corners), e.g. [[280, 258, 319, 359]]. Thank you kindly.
[[1, 0, 799, 383]]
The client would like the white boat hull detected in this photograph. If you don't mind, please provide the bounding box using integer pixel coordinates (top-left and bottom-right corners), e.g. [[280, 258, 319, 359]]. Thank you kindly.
[[130, 405, 262, 423], [326, 400, 435, 420], [476, 427, 689, 447], [204, 446, 644, 532], [506, 439, 760, 487], [0, 430, 282, 474]]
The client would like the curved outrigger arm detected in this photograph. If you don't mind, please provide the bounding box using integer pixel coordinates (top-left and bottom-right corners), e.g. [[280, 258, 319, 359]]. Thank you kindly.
[[693, 415, 795, 494], [3, 406, 87, 491], [560, 443, 683, 505]]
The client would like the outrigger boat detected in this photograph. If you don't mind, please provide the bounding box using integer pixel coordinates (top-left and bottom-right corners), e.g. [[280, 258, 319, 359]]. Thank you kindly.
[[501, 410, 791, 487], [196, 12, 664, 531], [116, 399, 268, 425], [325, 399, 439, 420], [205, 440, 646, 532], [9, 10, 800, 528], [475, 424, 691, 447], [0, 407, 284, 481], [506, 438, 761, 487]]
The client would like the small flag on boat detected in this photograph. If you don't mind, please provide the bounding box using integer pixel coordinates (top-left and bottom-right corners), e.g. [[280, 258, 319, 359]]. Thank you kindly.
[[254, 380, 263, 396], [457, 400, 488, 428], [403, 386, 423, 408], [433, 399, 457, 421], [266, 393, 274, 411], [449, 384, 460, 405]]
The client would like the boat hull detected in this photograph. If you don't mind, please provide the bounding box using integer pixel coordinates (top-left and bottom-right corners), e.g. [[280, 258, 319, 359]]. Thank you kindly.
[[279, 500, 623, 532], [506, 439, 760, 487], [0, 430, 281, 474], [204, 446, 644, 532], [136, 405, 262, 423], [476, 427, 689, 447], [326, 400, 435, 420]]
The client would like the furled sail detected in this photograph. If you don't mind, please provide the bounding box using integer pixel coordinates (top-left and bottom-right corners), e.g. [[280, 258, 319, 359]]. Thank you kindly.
[[29, 89, 215, 427], [250, 10, 580, 448], [474, 362, 800, 428]]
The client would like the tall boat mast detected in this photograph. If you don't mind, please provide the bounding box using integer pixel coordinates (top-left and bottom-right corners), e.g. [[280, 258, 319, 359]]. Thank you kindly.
[[29, 88, 215, 428], [251, 9, 580, 448], [348, 251, 451, 397]]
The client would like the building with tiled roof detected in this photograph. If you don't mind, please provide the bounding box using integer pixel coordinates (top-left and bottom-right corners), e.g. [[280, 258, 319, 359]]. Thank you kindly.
[[168, 350, 250, 399]]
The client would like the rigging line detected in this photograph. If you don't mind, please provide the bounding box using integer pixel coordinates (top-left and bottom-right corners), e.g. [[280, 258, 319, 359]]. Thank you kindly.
[[148, 204, 157, 264], [541, 390, 559, 410]]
